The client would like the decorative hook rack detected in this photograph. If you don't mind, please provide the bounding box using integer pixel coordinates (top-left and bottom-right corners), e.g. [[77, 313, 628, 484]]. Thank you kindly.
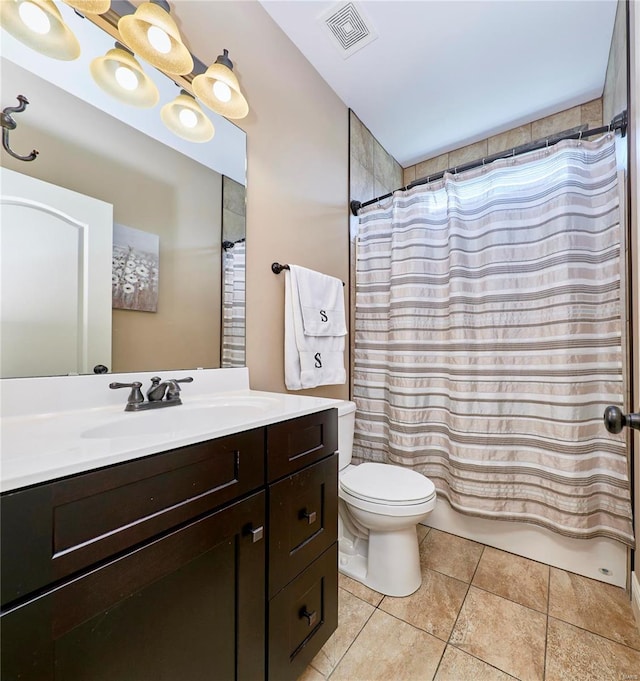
[[1, 95, 39, 162]]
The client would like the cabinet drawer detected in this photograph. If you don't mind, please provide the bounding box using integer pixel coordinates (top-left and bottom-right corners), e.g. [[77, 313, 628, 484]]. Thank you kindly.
[[267, 409, 338, 482], [1, 428, 265, 607], [268, 454, 337, 598], [268, 543, 338, 681]]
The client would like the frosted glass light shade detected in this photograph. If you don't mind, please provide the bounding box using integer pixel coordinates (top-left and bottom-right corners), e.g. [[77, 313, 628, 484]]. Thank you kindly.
[[192, 50, 249, 120], [62, 0, 110, 14], [90, 45, 159, 107], [161, 91, 214, 143], [0, 0, 80, 60], [118, 1, 193, 75]]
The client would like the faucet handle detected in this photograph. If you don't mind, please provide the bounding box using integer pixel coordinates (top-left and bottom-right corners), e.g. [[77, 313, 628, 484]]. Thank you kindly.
[[165, 376, 193, 400], [109, 381, 144, 405]]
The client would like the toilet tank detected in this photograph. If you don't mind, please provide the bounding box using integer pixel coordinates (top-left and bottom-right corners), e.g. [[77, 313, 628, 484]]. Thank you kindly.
[[337, 401, 357, 470]]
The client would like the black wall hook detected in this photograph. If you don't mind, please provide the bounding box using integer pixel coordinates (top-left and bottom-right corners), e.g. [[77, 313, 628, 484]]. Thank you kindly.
[[1, 95, 39, 162]]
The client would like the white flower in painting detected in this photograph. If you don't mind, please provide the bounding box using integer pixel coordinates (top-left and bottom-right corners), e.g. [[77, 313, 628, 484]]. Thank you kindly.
[[112, 274, 119, 284], [136, 265, 149, 277], [125, 274, 138, 284], [122, 283, 135, 294]]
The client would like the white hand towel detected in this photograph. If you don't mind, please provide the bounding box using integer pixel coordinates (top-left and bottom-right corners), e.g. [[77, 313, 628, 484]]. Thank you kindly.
[[289, 265, 347, 337], [284, 269, 346, 390]]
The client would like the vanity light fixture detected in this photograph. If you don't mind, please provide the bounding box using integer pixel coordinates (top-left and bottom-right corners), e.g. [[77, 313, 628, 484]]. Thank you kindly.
[[90, 43, 159, 107], [0, 0, 80, 60], [117, 0, 193, 76], [160, 90, 214, 143], [192, 49, 249, 120], [62, 0, 111, 14]]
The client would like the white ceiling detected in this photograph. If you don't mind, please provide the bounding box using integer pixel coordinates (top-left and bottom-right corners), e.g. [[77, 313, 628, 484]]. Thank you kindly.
[[260, 0, 619, 167]]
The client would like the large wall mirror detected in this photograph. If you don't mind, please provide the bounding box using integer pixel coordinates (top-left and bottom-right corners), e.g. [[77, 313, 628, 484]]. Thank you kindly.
[[0, 1, 247, 378]]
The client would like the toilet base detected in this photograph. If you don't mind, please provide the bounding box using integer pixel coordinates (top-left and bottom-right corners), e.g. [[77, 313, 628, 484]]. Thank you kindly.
[[338, 526, 422, 597]]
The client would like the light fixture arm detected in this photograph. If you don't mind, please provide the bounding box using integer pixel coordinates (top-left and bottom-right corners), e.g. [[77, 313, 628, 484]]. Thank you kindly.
[[215, 49, 233, 70], [150, 0, 170, 12], [1, 95, 39, 162]]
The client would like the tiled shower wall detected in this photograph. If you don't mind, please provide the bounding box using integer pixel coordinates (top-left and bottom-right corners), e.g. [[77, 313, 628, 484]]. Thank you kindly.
[[402, 99, 603, 187]]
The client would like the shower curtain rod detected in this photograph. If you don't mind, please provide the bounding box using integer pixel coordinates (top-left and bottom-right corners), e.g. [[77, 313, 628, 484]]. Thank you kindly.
[[350, 109, 628, 216], [222, 237, 246, 250]]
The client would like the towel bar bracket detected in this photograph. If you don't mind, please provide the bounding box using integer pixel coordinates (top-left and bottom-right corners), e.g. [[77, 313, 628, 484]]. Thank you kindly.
[[271, 262, 345, 286]]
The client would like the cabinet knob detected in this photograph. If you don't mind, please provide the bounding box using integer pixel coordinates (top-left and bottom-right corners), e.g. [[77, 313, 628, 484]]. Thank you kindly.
[[248, 525, 264, 543], [300, 509, 317, 525], [300, 608, 318, 627]]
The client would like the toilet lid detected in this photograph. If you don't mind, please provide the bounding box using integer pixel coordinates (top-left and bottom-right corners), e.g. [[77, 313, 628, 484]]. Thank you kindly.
[[340, 463, 436, 506]]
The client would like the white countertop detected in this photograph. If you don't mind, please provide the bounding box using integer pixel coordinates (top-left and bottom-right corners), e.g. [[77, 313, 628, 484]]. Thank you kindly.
[[1, 369, 343, 493]]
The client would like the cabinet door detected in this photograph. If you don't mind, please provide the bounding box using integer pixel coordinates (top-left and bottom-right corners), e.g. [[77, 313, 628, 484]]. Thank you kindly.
[[1, 491, 266, 681], [269, 454, 338, 597], [268, 544, 338, 681]]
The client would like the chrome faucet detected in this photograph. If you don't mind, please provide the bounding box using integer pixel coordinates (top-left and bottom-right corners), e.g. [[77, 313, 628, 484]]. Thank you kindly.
[[110, 376, 194, 411]]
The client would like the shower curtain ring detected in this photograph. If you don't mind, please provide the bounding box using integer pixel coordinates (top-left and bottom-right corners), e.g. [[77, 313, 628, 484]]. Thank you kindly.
[[578, 130, 583, 146]]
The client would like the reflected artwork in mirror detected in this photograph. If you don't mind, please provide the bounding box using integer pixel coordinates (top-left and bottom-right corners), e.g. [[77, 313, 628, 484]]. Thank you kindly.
[[0, 1, 247, 378]]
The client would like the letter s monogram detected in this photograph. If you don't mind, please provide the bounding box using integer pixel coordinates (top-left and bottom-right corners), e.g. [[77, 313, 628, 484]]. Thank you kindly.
[[319, 310, 328, 322], [314, 352, 323, 368]]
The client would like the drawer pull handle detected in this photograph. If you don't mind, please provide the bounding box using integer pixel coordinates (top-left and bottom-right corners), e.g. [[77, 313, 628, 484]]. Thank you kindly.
[[301, 608, 318, 627], [301, 509, 317, 525], [249, 525, 264, 543]]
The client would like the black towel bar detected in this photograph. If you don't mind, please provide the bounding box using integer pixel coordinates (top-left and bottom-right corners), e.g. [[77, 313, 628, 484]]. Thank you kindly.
[[271, 262, 345, 286]]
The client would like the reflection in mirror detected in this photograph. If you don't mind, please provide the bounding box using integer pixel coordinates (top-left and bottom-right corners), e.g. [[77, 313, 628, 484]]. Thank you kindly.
[[221, 177, 246, 368], [0, 2, 247, 378]]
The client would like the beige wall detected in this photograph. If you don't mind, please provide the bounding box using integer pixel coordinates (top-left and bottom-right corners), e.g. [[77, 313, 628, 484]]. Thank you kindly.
[[2, 61, 222, 375], [177, 2, 350, 399]]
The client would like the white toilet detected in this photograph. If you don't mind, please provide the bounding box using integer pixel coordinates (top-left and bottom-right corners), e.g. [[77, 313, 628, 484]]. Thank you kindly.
[[336, 401, 436, 597]]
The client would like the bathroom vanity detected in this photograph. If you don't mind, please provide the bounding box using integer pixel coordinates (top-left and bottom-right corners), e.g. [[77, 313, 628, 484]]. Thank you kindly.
[[0, 369, 339, 680]]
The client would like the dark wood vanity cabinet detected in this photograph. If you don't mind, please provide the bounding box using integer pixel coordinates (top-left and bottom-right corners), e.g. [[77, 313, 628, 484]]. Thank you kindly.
[[266, 410, 339, 681], [0, 408, 338, 681]]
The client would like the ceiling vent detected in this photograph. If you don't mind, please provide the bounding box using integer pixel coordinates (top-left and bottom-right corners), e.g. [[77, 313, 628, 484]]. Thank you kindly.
[[319, 2, 378, 59]]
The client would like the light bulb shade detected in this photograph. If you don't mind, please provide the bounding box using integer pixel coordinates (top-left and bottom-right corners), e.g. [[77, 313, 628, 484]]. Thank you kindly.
[[118, 2, 193, 75], [192, 57, 249, 119], [90, 45, 159, 107], [0, 0, 80, 60], [161, 91, 214, 143], [62, 0, 110, 14]]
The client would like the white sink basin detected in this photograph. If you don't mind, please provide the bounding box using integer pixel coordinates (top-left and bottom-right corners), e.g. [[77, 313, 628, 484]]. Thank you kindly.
[[81, 395, 282, 440]]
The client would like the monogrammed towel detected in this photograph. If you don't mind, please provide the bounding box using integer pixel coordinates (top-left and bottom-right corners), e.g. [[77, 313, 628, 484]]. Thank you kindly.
[[284, 266, 346, 390], [291, 265, 347, 337]]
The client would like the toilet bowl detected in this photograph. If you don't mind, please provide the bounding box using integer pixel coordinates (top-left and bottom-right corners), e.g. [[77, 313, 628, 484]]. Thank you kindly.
[[336, 401, 436, 597]]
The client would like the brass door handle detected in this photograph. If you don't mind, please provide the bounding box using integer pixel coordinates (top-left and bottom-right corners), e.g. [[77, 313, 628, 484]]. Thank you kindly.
[[603, 406, 640, 433]]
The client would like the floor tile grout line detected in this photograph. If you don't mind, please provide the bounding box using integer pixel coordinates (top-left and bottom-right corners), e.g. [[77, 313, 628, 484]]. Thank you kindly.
[[466, 581, 549, 616], [546, 614, 640, 653], [324, 593, 378, 680], [447, 544, 486, 640]]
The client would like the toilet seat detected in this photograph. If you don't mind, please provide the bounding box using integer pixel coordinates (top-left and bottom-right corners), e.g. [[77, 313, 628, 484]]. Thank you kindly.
[[340, 462, 436, 506]]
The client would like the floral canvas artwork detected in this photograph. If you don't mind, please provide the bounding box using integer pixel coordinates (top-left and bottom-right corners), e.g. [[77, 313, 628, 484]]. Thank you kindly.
[[112, 223, 159, 312]]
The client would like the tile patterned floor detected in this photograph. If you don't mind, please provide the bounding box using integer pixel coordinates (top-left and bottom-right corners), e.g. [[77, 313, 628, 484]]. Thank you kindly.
[[298, 528, 640, 681]]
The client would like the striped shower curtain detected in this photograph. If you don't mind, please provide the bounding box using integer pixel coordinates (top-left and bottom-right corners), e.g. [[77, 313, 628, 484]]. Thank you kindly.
[[353, 135, 634, 546], [221, 241, 246, 367]]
